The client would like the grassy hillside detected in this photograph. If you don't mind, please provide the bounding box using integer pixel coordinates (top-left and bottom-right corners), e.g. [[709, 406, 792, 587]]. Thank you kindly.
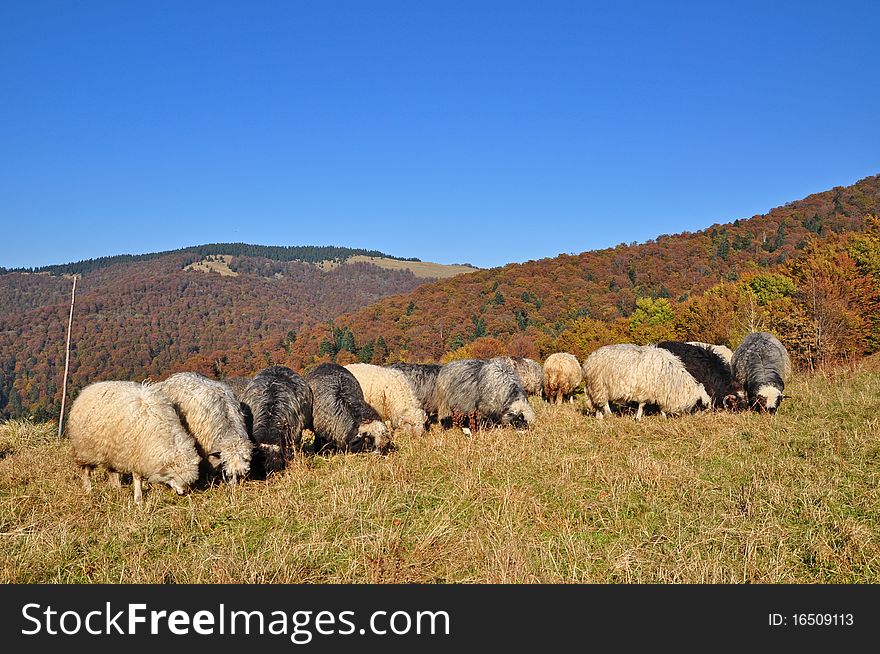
[[2, 364, 877, 583]]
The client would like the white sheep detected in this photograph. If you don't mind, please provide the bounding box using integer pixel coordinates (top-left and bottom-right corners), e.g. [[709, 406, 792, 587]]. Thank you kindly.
[[543, 352, 583, 404], [344, 363, 427, 437], [155, 372, 253, 483], [66, 381, 202, 504], [582, 344, 711, 421]]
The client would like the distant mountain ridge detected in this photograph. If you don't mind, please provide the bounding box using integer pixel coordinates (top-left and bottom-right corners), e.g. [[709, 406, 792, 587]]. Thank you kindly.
[[0, 243, 422, 277]]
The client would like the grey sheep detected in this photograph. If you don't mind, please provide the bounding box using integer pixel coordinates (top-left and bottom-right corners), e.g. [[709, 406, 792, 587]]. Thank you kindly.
[[154, 372, 253, 483], [67, 381, 201, 504], [434, 359, 535, 432], [731, 332, 792, 413], [490, 356, 545, 397], [306, 363, 391, 453], [241, 365, 314, 475]]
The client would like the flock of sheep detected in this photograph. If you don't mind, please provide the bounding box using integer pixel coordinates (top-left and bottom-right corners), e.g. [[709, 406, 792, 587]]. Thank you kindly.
[[65, 331, 791, 504]]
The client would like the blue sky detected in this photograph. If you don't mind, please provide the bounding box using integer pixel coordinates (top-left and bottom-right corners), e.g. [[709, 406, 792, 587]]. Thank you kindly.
[[1, 0, 878, 269]]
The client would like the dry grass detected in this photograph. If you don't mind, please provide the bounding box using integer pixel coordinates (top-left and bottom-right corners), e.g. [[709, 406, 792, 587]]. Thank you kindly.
[[319, 256, 478, 279], [1, 367, 878, 583], [183, 255, 238, 277]]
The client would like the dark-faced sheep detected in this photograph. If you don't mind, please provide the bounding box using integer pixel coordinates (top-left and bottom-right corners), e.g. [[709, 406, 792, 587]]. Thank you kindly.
[[344, 363, 427, 437], [490, 356, 545, 397], [241, 365, 314, 475], [154, 372, 253, 483], [434, 359, 535, 433], [686, 341, 734, 367], [306, 363, 391, 453], [67, 381, 201, 504], [543, 352, 583, 404], [656, 341, 747, 410], [388, 363, 442, 420], [581, 344, 711, 421], [731, 332, 792, 413]]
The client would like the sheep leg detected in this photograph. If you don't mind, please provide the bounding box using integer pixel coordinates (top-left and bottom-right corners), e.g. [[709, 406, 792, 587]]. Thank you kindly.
[[132, 472, 144, 505], [635, 403, 644, 422], [603, 403, 613, 417], [107, 470, 122, 488], [80, 465, 93, 492], [555, 390, 563, 406], [660, 410, 668, 419]]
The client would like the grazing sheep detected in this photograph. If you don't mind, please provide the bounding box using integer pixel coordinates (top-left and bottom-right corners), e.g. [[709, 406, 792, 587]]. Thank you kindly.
[[582, 344, 711, 421], [306, 363, 391, 453], [223, 376, 252, 400], [344, 363, 427, 436], [154, 372, 252, 483], [543, 352, 583, 405], [656, 341, 747, 410], [686, 342, 734, 367], [490, 356, 545, 397], [388, 363, 442, 419], [731, 332, 792, 413], [67, 381, 201, 504], [434, 359, 535, 432], [241, 366, 314, 475]]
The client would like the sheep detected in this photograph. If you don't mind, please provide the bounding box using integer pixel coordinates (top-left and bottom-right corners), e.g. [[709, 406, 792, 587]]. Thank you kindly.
[[66, 381, 201, 504], [656, 341, 747, 410], [344, 363, 427, 437], [154, 372, 252, 483], [686, 342, 734, 367], [434, 359, 535, 433], [490, 356, 545, 397], [731, 332, 792, 413], [223, 376, 252, 401], [388, 362, 442, 419], [542, 352, 583, 405], [240, 365, 314, 475], [306, 363, 391, 453], [581, 344, 711, 421]]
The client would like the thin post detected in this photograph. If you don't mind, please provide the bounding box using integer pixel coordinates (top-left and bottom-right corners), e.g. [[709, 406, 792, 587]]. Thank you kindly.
[[57, 275, 77, 438]]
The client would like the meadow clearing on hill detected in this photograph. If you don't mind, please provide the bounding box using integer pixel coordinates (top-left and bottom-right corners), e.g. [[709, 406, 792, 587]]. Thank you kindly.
[[1, 364, 878, 584]]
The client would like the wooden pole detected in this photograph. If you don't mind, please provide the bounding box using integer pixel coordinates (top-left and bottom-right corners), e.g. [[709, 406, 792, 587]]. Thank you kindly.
[[57, 276, 77, 438]]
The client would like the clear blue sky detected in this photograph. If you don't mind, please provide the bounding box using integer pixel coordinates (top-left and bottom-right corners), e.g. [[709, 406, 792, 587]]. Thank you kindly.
[[2, 0, 878, 269]]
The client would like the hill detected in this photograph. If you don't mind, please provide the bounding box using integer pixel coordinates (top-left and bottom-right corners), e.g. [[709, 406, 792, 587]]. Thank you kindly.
[[278, 174, 880, 369], [0, 243, 420, 277], [0, 247, 473, 418], [2, 175, 878, 419]]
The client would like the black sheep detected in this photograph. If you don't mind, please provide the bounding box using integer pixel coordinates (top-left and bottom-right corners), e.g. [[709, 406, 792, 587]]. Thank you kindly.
[[656, 341, 747, 410], [306, 363, 391, 453]]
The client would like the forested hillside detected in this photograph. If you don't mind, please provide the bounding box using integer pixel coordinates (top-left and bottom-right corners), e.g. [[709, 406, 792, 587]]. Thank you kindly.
[[282, 174, 880, 369], [0, 253, 430, 418]]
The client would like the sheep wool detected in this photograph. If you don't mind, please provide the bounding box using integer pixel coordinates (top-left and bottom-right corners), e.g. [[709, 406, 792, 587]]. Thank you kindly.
[[67, 381, 201, 504]]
